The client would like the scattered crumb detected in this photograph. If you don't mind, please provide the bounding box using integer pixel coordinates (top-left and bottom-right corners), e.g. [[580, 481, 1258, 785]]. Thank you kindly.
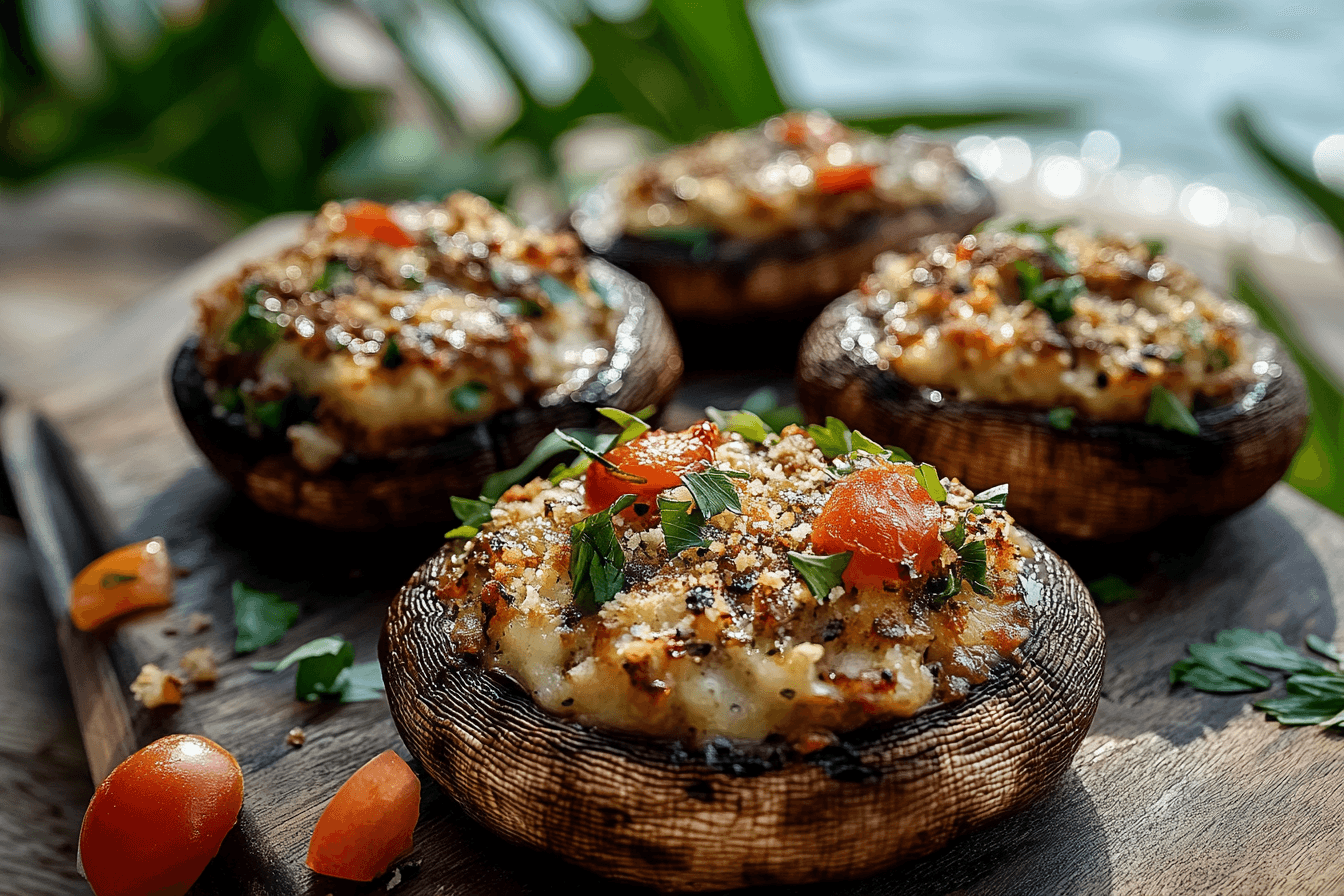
[[187, 612, 213, 633], [130, 664, 183, 708], [285, 727, 306, 747], [179, 647, 218, 684], [385, 868, 402, 890]]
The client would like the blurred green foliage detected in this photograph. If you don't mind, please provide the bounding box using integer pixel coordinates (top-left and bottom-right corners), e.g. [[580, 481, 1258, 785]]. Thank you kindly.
[[1230, 108, 1344, 516], [0, 0, 1065, 220]]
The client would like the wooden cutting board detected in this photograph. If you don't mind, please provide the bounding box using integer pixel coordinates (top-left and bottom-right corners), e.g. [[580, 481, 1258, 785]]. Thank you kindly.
[[5, 219, 1344, 895]]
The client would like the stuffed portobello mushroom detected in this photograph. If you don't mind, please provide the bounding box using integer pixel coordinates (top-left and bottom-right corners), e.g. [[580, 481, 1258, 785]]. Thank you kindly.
[[171, 192, 682, 530], [381, 416, 1104, 890], [572, 111, 995, 368], [797, 224, 1309, 542]]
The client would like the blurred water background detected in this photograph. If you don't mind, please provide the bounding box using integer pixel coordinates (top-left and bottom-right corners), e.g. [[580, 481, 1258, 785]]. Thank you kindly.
[[2, 0, 1342, 511]]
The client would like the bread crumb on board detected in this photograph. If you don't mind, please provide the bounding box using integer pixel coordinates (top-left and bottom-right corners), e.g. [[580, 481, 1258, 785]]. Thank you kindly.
[[130, 664, 183, 708], [179, 647, 218, 684], [285, 727, 306, 747]]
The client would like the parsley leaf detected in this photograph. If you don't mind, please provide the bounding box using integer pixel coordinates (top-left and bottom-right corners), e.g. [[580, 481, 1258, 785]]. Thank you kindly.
[[1007, 220, 1077, 272], [479, 428, 601, 502], [1088, 575, 1139, 604], [1142, 238, 1166, 257], [681, 468, 747, 517], [708, 409, 771, 444], [1145, 385, 1201, 435], [1047, 407, 1076, 430], [232, 581, 299, 654], [807, 417, 853, 458], [245, 397, 285, 431], [570, 494, 637, 612], [788, 551, 853, 601], [942, 517, 967, 551], [382, 336, 403, 369], [741, 388, 805, 434], [450, 381, 489, 413], [912, 463, 947, 503], [957, 540, 992, 596], [552, 429, 647, 482], [312, 259, 353, 292], [1307, 634, 1343, 663], [1171, 629, 1329, 693], [100, 572, 138, 588], [226, 284, 283, 353], [536, 274, 579, 305], [1015, 259, 1084, 323], [972, 484, 1009, 507], [659, 497, 708, 556], [445, 496, 493, 538], [253, 635, 385, 703], [597, 406, 652, 446]]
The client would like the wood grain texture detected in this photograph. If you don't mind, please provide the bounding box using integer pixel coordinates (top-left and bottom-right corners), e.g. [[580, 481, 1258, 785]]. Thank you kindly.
[[574, 184, 994, 370], [380, 530, 1104, 891], [7, 218, 1344, 894], [796, 293, 1310, 542], [170, 259, 684, 530]]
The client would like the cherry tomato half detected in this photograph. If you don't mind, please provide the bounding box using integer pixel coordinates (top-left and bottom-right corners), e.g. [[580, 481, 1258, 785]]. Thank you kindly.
[[69, 537, 173, 631], [812, 459, 944, 588], [79, 734, 244, 896], [584, 421, 719, 513], [340, 201, 416, 248], [306, 750, 420, 882]]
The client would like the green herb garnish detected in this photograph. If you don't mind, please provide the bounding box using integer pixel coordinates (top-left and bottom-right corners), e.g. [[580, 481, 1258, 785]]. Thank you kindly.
[[225, 284, 283, 353], [804, 416, 912, 466], [552, 429, 647, 483], [570, 494, 637, 612], [912, 463, 947, 503], [659, 497, 709, 556], [597, 406, 652, 444], [1089, 575, 1139, 604], [1142, 238, 1166, 257], [312, 259, 353, 292], [741, 387, 806, 434], [245, 398, 285, 431], [1047, 407, 1076, 430], [1007, 220, 1077, 272], [788, 551, 853, 601], [100, 572, 138, 588], [1015, 259, 1084, 323], [450, 381, 489, 413], [382, 336, 403, 369], [972, 484, 1009, 507], [957, 539, 992, 596], [214, 387, 242, 413], [537, 275, 579, 305], [252, 635, 384, 703], [231, 581, 300, 654], [1171, 630, 1344, 729], [498, 298, 545, 318], [444, 496, 494, 539], [1145, 385, 1201, 435], [680, 467, 747, 518]]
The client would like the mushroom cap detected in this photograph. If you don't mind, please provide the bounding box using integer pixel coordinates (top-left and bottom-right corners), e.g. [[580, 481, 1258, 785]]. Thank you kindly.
[[380, 527, 1104, 891], [796, 292, 1310, 542], [170, 259, 682, 530], [572, 182, 995, 370]]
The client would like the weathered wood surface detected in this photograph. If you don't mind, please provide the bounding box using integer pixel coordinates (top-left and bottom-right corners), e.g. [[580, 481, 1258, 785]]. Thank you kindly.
[[4, 219, 1344, 894]]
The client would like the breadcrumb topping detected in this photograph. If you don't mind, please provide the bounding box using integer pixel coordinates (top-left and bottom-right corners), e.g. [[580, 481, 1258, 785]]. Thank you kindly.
[[858, 226, 1268, 420], [435, 427, 1029, 746]]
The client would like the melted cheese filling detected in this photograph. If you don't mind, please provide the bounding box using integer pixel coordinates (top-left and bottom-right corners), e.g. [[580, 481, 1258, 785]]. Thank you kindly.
[[436, 430, 1029, 747]]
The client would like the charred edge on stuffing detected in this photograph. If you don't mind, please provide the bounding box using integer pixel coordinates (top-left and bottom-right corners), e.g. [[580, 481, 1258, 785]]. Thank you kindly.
[[805, 742, 881, 783], [702, 736, 787, 778]]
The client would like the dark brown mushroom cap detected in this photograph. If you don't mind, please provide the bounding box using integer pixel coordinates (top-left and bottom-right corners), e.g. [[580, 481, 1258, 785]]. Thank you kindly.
[[380, 528, 1103, 891], [571, 181, 995, 370], [169, 260, 683, 530], [796, 293, 1310, 543]]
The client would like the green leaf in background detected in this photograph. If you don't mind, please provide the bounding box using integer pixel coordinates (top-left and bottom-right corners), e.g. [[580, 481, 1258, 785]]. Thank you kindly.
[[1171, 629, 1331, 694], [331, 662, 386, 704], [232, 581, 299, 654], [788, 551, 852, 601], [1047, 407, 1077, 431], [1088, 575, 1139, 605], [741, 388, 806, 434], [1229, 107, 1344, 235], [1307, 634, 1343, 663]]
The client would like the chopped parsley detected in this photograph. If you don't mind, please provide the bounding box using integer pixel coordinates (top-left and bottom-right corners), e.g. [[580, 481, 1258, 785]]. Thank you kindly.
[[1047, 407, 1076, 431], [231, 581, 299, 654], [245, 397, 285, 431], [806, 416, 912, 466], [225, 283, 283, 353], [450, 381, 489, 413], [972, 483, 1009, 508], [1172, 630, 1344, 729], [252, 635, 384, 703], [100, 572, 138, 588], [312, 259, 353, 292], [659, 497, 709, 556], [787, 551, 853, 601], [707, 388, 804, 444], [1007, 220, 1077, 273], [680, 467, 748, 518], [570, 494, 637, 612], [1015, 259, 1084, 323], [957, 540, 992, 596], [1145, 385, 1201, 435], [1142, 238, 1166, 257], [911, 462, 947, 503], [497, 297, 545, 318], [1088, 575, 1139, 604], [382, 336, 403, 369]]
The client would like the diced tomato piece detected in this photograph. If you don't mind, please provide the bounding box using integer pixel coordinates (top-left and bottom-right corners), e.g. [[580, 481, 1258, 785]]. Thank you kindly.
[[814, 164, 878, 195], [777, 111, 812, 146], [69, 537, 173, 631], [812, 459, 944, 587], [340, 201, 416, 248], [584, 421, 719, 513], [306, 750, 420, 882], [80, 734, 244, 896]]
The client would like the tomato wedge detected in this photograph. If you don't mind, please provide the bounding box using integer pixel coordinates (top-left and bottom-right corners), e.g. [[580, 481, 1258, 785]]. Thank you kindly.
[[69, 537, 173, 631], [306, 750, 420, 882], [340, 201, 416, 248], [814, 163, 878, 195], [584, 421, 719, 513], [812, 460, 944, 587], [79, 734, 244, 896]]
